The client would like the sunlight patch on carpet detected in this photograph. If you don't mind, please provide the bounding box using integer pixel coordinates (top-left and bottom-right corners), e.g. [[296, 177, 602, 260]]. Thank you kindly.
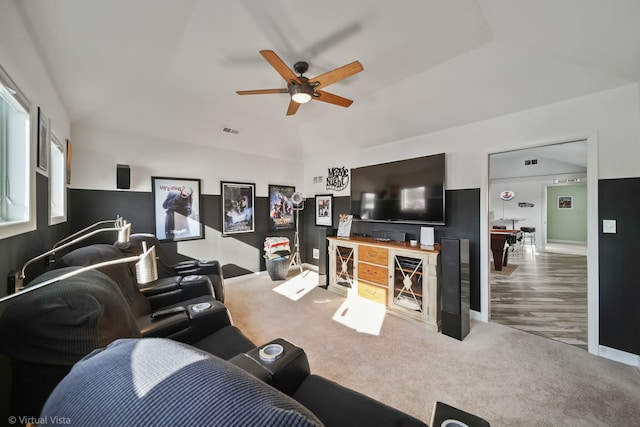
[[332, 292, 386, 336], [272, 270, 319, 301]]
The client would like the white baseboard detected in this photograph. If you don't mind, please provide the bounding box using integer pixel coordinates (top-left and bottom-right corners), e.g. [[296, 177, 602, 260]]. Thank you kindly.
[[470, 309, 486, 322], [598, 345, 640, 367]]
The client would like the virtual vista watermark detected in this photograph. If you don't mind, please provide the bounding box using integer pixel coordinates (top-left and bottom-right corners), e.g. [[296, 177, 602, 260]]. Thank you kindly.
[[9, 415, 71, 425]]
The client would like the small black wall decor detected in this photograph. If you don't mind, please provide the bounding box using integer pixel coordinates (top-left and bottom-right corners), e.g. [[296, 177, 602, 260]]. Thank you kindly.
[[152, 176, 204, 242], [326, 166, 349, 191]]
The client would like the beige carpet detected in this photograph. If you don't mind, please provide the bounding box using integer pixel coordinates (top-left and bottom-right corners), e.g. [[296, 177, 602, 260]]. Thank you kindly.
[[224, 270, 640, 426]]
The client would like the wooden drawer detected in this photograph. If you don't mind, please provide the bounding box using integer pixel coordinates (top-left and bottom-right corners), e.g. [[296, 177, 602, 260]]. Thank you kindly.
[[358, 245, 388, 265], [358, 281, 388, 305], [358, 262, 388, 286]]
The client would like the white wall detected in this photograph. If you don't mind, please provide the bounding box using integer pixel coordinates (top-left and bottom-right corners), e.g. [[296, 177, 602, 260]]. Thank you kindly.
[[304, 84, 640, 193], [71, 125, 304, 271], [0, 2, 70, 140], [0, 0, 70, 238], [71, 125, 303, 196]]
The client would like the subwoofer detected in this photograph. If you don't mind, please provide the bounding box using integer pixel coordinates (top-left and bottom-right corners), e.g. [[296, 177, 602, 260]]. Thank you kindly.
[[440, 238, 470, 340]]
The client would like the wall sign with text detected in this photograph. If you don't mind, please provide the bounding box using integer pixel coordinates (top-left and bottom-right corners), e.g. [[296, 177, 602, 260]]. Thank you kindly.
[[326, 167, 349, 191]]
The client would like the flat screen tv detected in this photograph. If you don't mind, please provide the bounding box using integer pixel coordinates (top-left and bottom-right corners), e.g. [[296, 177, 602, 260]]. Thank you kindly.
[[350, 153, 445, 225]]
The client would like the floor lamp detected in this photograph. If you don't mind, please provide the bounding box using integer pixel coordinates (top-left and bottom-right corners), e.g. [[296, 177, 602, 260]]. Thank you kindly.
[[1, 242, 157, 304], [289, 192, 304, 275], [10, 222, 131, 293]]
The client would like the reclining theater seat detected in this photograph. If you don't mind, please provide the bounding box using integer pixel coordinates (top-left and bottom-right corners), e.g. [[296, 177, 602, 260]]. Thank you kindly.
[[42, 338, 323, 427], [62, 242, 216, 311], [123, 233, 226, 303], [229, 340, 428, 427], [56, 244, 255, 358], [0, 269, 142, 418], [41, 338, 429, 427], [0, 268, 255, 418]]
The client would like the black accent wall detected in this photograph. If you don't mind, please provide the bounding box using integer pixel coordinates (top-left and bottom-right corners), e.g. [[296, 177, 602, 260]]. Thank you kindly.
[[4, 179, 640, 356], [68, 189, 297, 271], [598, 177, 640, 355]]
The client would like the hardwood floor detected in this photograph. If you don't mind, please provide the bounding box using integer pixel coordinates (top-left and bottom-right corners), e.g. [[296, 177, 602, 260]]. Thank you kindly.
[[490, 243, 588, 350]]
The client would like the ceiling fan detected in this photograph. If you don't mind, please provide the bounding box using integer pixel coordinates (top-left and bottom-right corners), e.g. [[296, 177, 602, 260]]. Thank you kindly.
[[236, 50, 363, 116]]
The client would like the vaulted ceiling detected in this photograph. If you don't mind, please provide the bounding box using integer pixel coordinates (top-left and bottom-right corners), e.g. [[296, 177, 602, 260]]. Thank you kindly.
[[16, 0, 640, 161]]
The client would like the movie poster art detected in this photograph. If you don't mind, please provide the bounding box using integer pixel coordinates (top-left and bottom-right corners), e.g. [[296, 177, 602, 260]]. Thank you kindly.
[[268, 185, 296, 231], [221, 181, 255, 235], [152, 177, 204, 242]]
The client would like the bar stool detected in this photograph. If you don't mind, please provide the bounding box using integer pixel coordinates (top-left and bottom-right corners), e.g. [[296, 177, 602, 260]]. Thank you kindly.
[[520, 226, 536, 247]]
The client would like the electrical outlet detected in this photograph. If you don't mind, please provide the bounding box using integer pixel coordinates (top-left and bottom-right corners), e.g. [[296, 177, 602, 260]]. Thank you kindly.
[[312, 248, 320, 259]]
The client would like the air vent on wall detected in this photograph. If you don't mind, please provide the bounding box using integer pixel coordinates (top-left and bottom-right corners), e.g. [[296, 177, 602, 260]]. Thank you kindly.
[[221, 126, 239, 135]]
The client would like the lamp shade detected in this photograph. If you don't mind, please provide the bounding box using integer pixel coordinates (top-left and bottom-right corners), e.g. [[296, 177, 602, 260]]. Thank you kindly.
[[290, 84, 313, 104], [135, 243, 157, 285]]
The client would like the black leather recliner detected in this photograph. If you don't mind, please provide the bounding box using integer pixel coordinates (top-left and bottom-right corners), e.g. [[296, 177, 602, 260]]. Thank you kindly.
[[42, 338, 324, 426], [55, 244, 255, 357], [0, 269, 142, 418], [0, 267, 255, 418], [1, 267, 431, 426], [123, 233, 225, 302], [40, 338, 429, 427]]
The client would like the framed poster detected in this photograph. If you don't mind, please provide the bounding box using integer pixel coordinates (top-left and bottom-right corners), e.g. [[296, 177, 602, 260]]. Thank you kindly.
[[268, 184, 296, 231], [558, 196, 573, 209], [221, 181, 255, 235], [37, 107, 49, 173], [337, 214, 353, 238], [152, 177, 204, 242], [315, 194, 333, 227]]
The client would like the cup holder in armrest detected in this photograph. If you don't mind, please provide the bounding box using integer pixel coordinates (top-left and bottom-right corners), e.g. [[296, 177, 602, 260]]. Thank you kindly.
[[230, 338, 311, 396], [259, 344, 284, 363]]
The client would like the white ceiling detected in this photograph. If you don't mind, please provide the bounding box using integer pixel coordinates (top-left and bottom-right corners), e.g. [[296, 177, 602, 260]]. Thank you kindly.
[[16, 0, 640, 161]]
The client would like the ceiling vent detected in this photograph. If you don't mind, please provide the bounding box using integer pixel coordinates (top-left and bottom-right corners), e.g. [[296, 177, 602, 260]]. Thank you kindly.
[[221, 126, 239, 135]]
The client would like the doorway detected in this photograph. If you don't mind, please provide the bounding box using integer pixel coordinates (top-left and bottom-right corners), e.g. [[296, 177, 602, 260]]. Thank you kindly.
[[488, 140, 590, 350]]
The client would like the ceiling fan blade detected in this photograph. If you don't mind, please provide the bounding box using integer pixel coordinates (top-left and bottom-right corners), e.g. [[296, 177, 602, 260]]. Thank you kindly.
[[315, 90, 353, 108], [286, 100, 301, 116], [310, 61, 363, 89], [260, 50, 301, 83], [236, 88, 288, 95]]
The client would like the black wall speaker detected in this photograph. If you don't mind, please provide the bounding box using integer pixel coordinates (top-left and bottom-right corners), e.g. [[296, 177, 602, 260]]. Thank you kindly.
[[441, 238, 470, 340], [116, 164, 130, 189]]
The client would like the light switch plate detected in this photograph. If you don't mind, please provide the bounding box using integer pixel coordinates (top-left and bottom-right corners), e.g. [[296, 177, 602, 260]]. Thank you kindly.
[[603, 219, 616, 234]]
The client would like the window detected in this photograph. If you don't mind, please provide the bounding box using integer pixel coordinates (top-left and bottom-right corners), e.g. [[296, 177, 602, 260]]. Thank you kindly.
[[49, 132, 66, 223], [0, 64, 34, 239]]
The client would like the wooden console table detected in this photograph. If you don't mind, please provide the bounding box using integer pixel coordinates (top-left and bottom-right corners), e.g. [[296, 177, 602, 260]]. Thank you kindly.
[[327, 236, 441, 331]]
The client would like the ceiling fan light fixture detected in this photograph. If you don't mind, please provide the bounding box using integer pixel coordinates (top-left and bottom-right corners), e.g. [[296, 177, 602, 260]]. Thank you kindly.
[[290, 84, 313, 104]]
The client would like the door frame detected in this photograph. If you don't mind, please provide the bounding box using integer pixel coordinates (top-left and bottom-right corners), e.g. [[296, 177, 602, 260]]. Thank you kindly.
[[483, 133, 599, 355]]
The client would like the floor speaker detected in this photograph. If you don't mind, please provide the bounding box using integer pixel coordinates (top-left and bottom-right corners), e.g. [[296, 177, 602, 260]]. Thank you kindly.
[[441, 238, 470, 340], [319, 228, 337, 288], [116, 164, 130, 189]]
